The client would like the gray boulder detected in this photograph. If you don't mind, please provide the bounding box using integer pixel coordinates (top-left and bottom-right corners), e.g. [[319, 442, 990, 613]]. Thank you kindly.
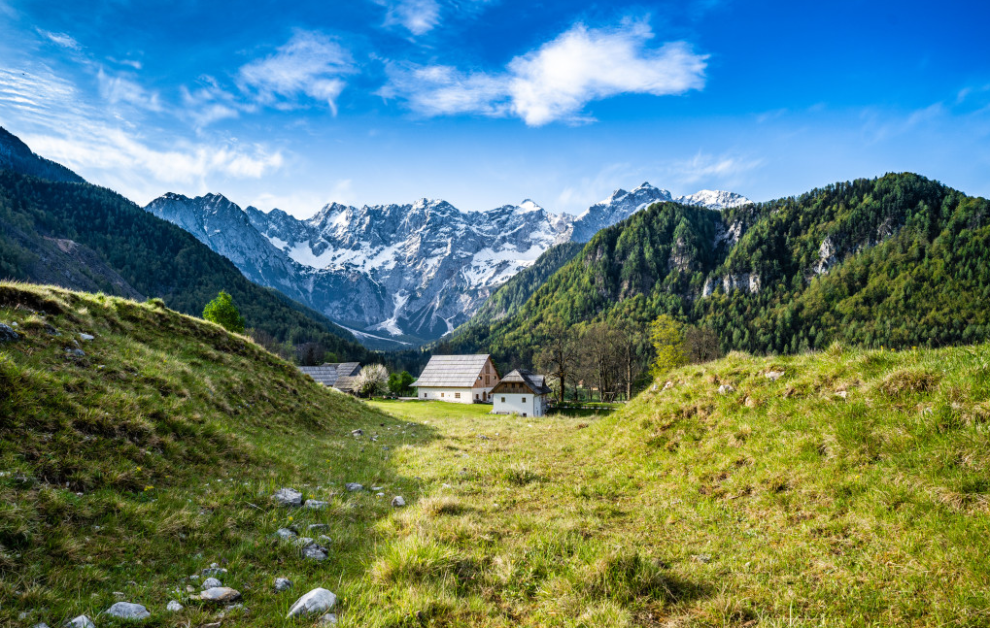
[[200, 587, 241, 603], [273, 487, 303, 507], [391, 496, 406, 507], [345, 483, 363, 492], [65, 616, 95, 628], [286, 588, 337, 618], [32, 623, 51, 628], [304, 499, 328, 510], [276, 527, 297, 539], [274, 577, 293, 592], [0, 323, 18, 342], [301, 542, 329, 561], [718, 384, 735, 394], [166, 601, 183, 612], [105, 602, 150, 620], [202, 564, 228, 577], [320, 613, 338, 625], [765, 370, 785, 381], [307, 523, 330, 531], [201, 577, 222, 589], [79, 333, 95, 341]]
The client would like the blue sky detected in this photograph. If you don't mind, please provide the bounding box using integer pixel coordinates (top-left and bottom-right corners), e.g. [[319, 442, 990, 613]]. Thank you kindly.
[[1, 0, 988, 217]]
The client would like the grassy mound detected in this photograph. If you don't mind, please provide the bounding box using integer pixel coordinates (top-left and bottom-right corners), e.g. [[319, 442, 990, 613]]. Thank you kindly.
[[360, 344, 990, 627], [0, 283, 435, 627]]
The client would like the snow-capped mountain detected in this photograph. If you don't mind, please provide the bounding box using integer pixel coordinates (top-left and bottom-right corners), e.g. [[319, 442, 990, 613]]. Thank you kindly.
[[143, 183, 750, 347]]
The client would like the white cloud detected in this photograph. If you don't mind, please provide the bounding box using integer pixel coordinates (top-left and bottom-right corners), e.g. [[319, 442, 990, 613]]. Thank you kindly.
[[180, 76, 256, 128], [97, 68, 162, 112], [37, 29, 80, 50], [238, 30, 354, 114], [382, 0, 441, 35], [249, 180, 355, 218], [0, 67, 284, 205], [380, 19, 707, 125], [108, 57, 143, 70]]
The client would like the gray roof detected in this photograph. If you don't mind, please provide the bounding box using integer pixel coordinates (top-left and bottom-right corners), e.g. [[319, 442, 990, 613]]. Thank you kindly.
[[299, 362, 362, 389], [412, 354, 492, 388], [492, 369, 552, 395]]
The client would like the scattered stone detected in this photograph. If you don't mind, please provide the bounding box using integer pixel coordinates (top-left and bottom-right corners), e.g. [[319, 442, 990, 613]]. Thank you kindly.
[[350, 429, 363, 436], [113, 592, 126, 598], [65, 348, 86, 357], [371, 486, 383, 491], [744, 397, 757, 408], [199, 587, 241, 604], [304, 499, 328, 510], [0, 323, 19, 342], [166, 601, 183, 612], [717, 384, 735, 395], [44, 323, 60, 336], [275, 577, 293, 592], [32, 623, 50, 628], [441, 483, 452, 489], [836, 391, 848, 399], [318, 535, 332, 545], [345, 483, 363, 492], [301, 542, 329, 561], [273, 487, 303, 507], [276, 528, 297, 539], [105, 602, 150, 620], [376, 492, 384, 497], [293, 536, 314, 546], [307, 523, 330, 531], [320, 612, 338, 625], [185, 586, 195, 593], [286, 588, 337, 618], [663, 381, 674, 391], [765, 370, 785, 381], [202, 564, 228, 578], [188, 574, 200, 581], [79, 333, 95, 341], [65, 616, 95, 628], [202, 577, 222, 589], [391, 496, 406, 508]]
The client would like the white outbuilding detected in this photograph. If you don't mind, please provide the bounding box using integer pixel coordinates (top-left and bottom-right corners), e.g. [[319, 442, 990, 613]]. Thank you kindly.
[[490, 369, 552, 417], [412, 354, 500, 403]]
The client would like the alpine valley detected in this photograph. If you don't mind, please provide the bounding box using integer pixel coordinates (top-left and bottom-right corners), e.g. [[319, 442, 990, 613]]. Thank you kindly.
[[143, 184, 750, 347]]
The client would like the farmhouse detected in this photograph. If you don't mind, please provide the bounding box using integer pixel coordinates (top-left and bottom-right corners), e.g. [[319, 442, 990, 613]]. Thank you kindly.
[[490, 369, 552, 417], [298, 362, 362, 394], [412, 354, 500, 403]]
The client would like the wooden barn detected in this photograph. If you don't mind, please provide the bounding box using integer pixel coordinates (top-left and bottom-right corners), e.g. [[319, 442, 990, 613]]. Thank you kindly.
[[412, 354, 500, 403], [298, 362, 362, 394], [490, 369, 552, 417]]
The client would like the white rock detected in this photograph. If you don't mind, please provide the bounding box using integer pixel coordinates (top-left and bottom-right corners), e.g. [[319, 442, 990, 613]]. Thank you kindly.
[[345, 483, 362, 492], [166, 601, 183, 612], [66, 615, 95, 628], [202, 577, 222, 589], [200, 587, 241, 603], [276, 528, 297, 539], [273, 487, 303, 507], [79, 333, 95, 341], [301, 542, 329, 561], [320, 612, 338, 625], [105, 602, 150, 620], [202, 565, 228, 577], [307, 523, 330, 531], [304, 499, 328, 510], [275, 577, 293, 592], [32, 623, 50, 628], [391, 496, 406, 507], [718, 384, 735, 394], [765, 370, 785, 381], [286, 588, 337, 618]]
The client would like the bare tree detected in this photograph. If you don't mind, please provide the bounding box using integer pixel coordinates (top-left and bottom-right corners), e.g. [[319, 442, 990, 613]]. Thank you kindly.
[[684, 326, 721, 364], [535, 320, 579, 404], [613, 319, 649, 401], [581, 322, 621, 402]]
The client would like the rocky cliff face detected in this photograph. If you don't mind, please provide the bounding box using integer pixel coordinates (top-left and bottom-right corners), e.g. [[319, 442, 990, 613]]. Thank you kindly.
[[144, 184, 750, 347]]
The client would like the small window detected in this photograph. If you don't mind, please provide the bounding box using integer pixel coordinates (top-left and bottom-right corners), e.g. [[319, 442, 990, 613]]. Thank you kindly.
[[422, 393, 426, 398], [441, 392, 444, 398], [455, 392, 461, 399], [501, 397, 505, 402], [522, 397, 526, 403], [475, 394, 479, 400]]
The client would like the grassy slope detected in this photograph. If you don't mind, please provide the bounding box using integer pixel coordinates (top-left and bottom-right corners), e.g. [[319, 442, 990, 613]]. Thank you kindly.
[[0, 283, 436, 627], [3, 281, 989, 626], [364, 343, 990, 627]]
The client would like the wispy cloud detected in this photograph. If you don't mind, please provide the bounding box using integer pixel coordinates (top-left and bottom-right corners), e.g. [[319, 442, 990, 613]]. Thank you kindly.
[[97, 68, 162, 112], [663, 151, 764, 188], [380, 19, 707, 125], [108, 57, 143, 70], [37, 29, 80, 50], [370, 0, 495, 36], [238, 30, 355, 115], [181, 75, 255, 129], [0, 67, 284, 204]]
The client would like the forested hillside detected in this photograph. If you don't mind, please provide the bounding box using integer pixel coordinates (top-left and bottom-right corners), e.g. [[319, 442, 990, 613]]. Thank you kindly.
[[0, 133, 372, 363], [449, 173, 990, 368]]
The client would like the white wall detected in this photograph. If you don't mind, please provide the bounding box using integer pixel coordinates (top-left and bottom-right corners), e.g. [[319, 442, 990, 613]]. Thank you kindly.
[[417, 387, 493, 404], [492, 392, 547, 417]]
